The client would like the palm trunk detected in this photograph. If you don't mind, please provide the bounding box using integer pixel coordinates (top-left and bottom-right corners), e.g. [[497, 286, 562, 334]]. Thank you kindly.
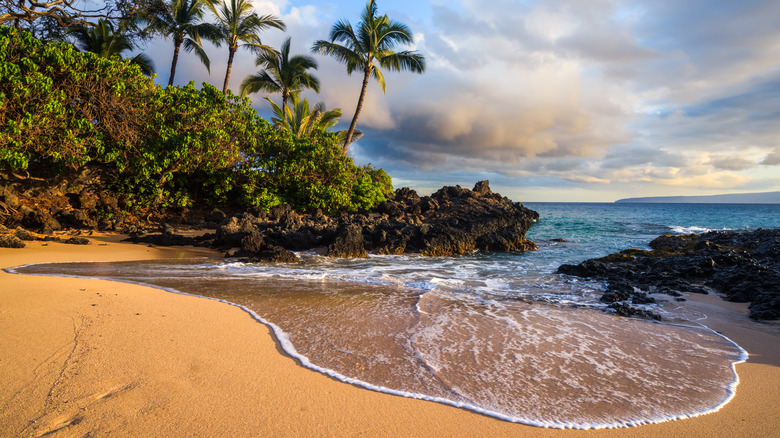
[[222, 47, 236, 94], [168, 39, 182, 87], [344, 68, 372, 151], [282, 91, 289, 124]]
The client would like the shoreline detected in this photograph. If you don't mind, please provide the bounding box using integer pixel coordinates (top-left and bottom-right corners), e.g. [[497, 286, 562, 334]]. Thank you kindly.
[[1, 234, 779, 437]]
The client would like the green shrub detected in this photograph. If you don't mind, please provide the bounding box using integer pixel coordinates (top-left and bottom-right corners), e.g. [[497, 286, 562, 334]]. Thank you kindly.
[[239, 128, 392, 213], [112, 82, 267, 207], [0, 26, 392, 214], [0, 25, 153, 171]]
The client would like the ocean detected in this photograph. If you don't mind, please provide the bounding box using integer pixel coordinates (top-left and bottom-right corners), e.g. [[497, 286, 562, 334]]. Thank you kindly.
[[14, 202, 780, 429]]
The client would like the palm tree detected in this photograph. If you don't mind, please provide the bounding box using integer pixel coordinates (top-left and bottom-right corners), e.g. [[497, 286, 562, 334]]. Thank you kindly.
[[240, 37, 320, 122], [206, 0, 285, 94], [265, 94, 363, 144], [68, 19, 155, 76], [143, 0, 218, 86], [311, 0, 424, 150]]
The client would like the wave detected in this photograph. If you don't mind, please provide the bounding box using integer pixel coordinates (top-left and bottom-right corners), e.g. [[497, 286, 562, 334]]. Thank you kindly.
[[8, 258, 748, 429]]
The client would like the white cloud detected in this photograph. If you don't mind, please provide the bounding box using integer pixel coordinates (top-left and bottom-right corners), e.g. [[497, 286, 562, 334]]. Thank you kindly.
[[141, 0, 780, 200]]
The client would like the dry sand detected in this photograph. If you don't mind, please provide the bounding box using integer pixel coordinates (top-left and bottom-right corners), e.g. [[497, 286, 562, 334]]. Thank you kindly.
[[1, 234, 778, 437]]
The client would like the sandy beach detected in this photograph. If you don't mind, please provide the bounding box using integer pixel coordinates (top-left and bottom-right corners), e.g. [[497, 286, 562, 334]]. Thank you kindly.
[[1, 234, 778, 437]]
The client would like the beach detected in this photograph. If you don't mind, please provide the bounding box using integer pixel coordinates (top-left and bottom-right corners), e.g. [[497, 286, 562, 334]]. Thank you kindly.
[[1, 234, 779, 437]]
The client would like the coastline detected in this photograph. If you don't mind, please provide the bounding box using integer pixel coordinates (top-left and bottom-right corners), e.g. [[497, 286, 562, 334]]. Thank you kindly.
[[1, 234, 778, 437]]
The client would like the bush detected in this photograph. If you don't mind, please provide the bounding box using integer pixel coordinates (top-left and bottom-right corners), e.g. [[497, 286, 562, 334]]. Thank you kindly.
[[239, 128, 392, 213], [112, 82, 267, 208], [0, 26, 392, 214], [0, 25, 153, 171]]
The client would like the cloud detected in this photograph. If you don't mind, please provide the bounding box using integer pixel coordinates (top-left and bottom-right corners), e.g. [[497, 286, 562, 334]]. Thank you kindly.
[[761, 148, 780, 165], [708, 156, 755, 171], [138, 0, 780, 201]]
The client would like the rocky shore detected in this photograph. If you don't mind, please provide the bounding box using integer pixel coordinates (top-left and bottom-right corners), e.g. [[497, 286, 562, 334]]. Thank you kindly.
[[129, 181, 540, 260], [558, 229, 780, 320], [1, 178, 539, 259]]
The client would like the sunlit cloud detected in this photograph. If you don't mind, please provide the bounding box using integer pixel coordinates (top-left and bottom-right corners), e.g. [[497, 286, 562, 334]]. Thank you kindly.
[[137, 0, 780, 201]]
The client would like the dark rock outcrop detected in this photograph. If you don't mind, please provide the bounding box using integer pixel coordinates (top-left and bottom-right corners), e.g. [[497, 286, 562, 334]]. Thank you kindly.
[[207, 181, 538, 261], [0, 234, 25, 248], [327, 225, 368, 258], [122, 181, 539, 264], [557, 229, 780, 320]]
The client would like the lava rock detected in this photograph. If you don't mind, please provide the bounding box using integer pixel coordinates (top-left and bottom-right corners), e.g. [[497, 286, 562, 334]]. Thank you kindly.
[[248, 245, 298, 263], [207, 180, 538, 260], [328, 225, 368, 258], [0, 234, 25, 248], [558, 229, 780, 320]]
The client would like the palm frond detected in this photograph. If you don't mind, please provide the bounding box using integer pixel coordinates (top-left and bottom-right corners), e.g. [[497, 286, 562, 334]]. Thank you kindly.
[[377, 50, 425, 74], [330, 19, 358, 46], [130, 53, 156, 76], [372, 66, 386, 94], [240, 71, 282, 97], [183, 37, 211, 72], [311, 40, 364, 74]]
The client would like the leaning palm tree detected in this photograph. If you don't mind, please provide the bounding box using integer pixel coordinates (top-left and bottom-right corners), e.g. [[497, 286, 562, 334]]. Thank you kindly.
[[311, 0, 425, 150], [240, 37, 320, 122], [265, 94, 363, 144], [206, 0, 285, 94], [68, 19, 155, 76], [143, 0, 218, 86]]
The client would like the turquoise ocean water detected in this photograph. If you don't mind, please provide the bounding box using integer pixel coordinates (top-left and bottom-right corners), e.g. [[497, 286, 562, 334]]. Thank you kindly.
[[14, 203, 780, 429]]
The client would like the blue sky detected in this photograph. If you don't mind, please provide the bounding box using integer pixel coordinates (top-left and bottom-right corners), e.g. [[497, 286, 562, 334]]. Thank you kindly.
[[141, 0, 780, 202]]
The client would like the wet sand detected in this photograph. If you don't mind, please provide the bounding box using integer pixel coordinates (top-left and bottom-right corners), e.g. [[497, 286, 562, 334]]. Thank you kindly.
[[1, 234, 778, 437]]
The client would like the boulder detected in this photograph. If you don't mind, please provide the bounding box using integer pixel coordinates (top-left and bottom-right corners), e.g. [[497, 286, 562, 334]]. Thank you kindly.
[[558, 229, 780, 320], [0, 234, 25, 248], [327, 225, 368, 258]]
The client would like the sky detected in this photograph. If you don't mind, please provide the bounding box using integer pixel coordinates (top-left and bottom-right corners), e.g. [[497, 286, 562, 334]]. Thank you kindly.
[[139, 0, 780, 202]]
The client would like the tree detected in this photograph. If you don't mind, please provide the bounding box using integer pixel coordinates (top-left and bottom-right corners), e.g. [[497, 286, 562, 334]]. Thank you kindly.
[[265, 94, 363, 144], [239, 36, 319, 122], [68, 19, 154, 75], [311, 0, 424, 151], [205, 0, 285, 94], [0, 0, 151, 28], [143, 0, 217, 86], [0, 25, 155, 172]]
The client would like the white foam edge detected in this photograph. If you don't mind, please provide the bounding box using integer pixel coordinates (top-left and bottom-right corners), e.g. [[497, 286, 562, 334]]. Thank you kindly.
[[4, 261, 750, 430]]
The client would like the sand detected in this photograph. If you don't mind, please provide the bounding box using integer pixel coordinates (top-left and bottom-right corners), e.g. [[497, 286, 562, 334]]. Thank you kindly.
[[1, 234, 778, 437]]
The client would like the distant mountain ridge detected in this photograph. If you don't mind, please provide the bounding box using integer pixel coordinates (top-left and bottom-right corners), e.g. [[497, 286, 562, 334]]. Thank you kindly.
[[615, 191, 780, 204]]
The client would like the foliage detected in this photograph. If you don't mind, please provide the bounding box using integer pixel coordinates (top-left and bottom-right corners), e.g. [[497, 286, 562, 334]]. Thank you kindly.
[[67, 19, 154, 75], [0, 25, 154, 170], [112, 82, 267, 207], [0, 26, 393, 213], [141, 0, 218, 86], [240, 36, 319, 119], [205, 0, 285, 93], [264, 94, 363, 144], [0, 0, 153, 29], [239, 128, 392, 212], [311, 0, 425, 150]]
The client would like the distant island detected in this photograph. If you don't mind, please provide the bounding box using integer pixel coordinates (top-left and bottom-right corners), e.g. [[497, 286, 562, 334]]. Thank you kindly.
[[615, 191, 780, 204]]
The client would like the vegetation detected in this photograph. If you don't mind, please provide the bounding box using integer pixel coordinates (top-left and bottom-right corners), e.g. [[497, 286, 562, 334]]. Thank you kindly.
[[0, 0, 151, 29], [0, 26, 392, 213], [142, 0, 218, 86], [312, 0, 425, 150], [265, 94, 363, 145], [0, 0, 427, 216], [205, 0, 285, 94], [240, 37, 319, 122], [0, 26, 154, 171], [68, 19, 155, 75]]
